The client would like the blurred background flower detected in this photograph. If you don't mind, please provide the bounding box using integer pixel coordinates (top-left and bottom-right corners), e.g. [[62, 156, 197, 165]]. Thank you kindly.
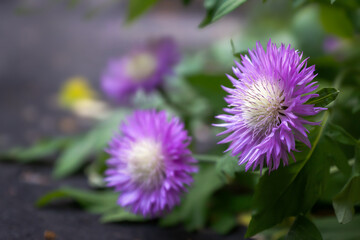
[[101, 37, 180, 104]]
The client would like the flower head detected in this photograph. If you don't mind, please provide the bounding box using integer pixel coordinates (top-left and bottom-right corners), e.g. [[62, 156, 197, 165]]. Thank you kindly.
[[59, 76, 96, 108], [215, 40, 325, 173], [101, 38, 180, 103], [105, 109, 197, 217], [323, 36, 342, 53]]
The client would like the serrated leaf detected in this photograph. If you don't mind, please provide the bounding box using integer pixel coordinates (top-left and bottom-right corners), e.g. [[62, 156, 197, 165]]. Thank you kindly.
[[0, 138, 69, 163], [306, 88, 339, 107], [245, 112, 331, 237], [326, 123, 357, 146], [320, 5, 354, 38], [126, 0, 158, 24], [286, 215, 323, 240], [199, 0, 247, 28], [160, 164, 224, 231]]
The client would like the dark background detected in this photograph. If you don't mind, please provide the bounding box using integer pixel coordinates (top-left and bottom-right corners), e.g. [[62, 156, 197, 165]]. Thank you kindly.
[[0, 0, 244, 150], [0, 1, 250, 239]]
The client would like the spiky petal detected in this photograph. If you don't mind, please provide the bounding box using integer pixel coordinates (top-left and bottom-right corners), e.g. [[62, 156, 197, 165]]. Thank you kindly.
[[105, 109, 197, 217], [215, 40, 325, 173]]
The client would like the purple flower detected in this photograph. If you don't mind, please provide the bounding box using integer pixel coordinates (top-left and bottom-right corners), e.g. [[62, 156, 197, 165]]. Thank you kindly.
[[105, 109, 197, 217], [323, 36, 342, 53], [101, 38, 180, 103], [215, 40, 325, 173]]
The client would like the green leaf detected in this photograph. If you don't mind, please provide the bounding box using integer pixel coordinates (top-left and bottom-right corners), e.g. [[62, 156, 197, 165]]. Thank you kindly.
[[185, 74, 229, 111], [0, 138, 69, 163], [325, 138, 352, 177], [53, 136, 95, 179], [315, 215, 360, 240], [326, 123, 358, 146], [210, 213, 237, 234], [333, 144, 360, 224], [53, 110, 129, 179], [160, 164, 224, 230], [216, 154, 245, 179], [85, 152, 108, 188], [320, 5, 354, 38], [286, 215, 323, 240], [230, 39, 248, 59], [100, 208, 143, 223], [245, 112, 331, 237], [36, 187, 118, 213], [306, 88, 339, 107], [204, 0, 218, 9], [37, 187, 143, 222], [354, 142, 360, 174], [199, 0, 247, 28], [330, 0, 336, 4], [233, 50, 248, 59], [126, 0, 158, 24], [230, 39, 236, 53], [210, 193, 253, 234], [333, 175, 360, 224]]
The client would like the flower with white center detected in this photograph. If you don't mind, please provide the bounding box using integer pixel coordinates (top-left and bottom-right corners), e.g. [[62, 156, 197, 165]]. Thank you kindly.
[[126, 139, 164, 189], [105, 109, 197, 217], [125, 53, 157, 81], [101, 38, 180, 103], [215, 40, 325, 173]]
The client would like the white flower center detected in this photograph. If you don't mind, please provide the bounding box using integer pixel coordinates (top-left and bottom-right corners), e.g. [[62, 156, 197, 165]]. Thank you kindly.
[[126, 139, 165, 188], [240, 78, 286, 135], [125, 53, 157, 81]]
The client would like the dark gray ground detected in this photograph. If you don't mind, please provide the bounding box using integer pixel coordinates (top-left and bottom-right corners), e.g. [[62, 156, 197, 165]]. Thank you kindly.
[[0, 161, 249, 240], [0, 1, 250, 239]]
